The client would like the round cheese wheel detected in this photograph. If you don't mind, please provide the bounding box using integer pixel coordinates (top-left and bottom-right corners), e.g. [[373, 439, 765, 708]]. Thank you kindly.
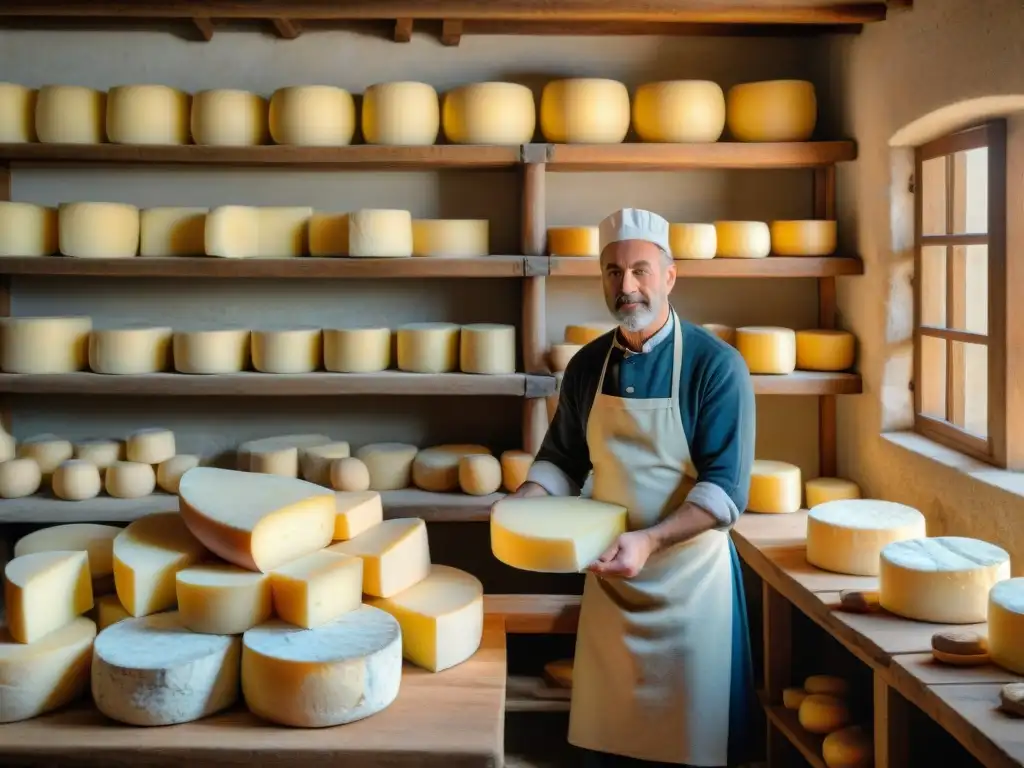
[[106, 84, 190, 145], [500, 450, 533, 493], [0, 316, 91, 374], [735, 326, 796, 375], [548, 226, 599, 257], [549, 343, 582, 372], [748, 459, 801, 514], [349, 209, 414, 258], [412, 444, 491, 493], [236, 434, 330, 474], [714, 221, 771, 259], [173, 329, 250, 374], [330, 456, 371, 492], [540, 78, 630, 144], [0, 433, 13, 462], [156, 454, 201, 494], [805, 674, 849, 697], [191, 89, 268, 146], [309, 212, 349, 256], [988, 578, 1024, 674], [632, 80, 726, 143], [459, 454, 502, 496], [460, 323, 516, 375], [73, 438, 123, 470], [880, 536, 1011, 624], [669, 223, 716, 260], [798, 693, 850, 734], [104, 461, 157, 498], [807, 499, 926, 576], [241, 608, 402, 727], [362, 81, 439, 146], [51, 459, 101, 501], [0, 458, 41, 498], [564, 323, 616, 346], [299, 442, 352, 486], [126, 427, 175, 465], [89, 325, 173, 374], [0, 82, 35, 143], [17, 434, 73, 478], [796, 329, 856, 372], [176, 564, 273, 635], [397, 322, 460, 373], [805, 477, 861, 508], [139, 206, 208, 258], [252, 328, 322, 374], [59, 202, 140, 258], [411, 219, 489, 257], [92, 611, 241, 726], [269, 85, 356, 146], [782, 687, 807, 710], [770, 220, 837, 256], [35, 85, 105, 144], [442, 82, 536, 144], [355, 442, 419, 491], [702, 324, 735, 345], [323, 327, 391, 373], [822, 725, 873, 768], [726, 80, 817, 142], [0, 202, 58, 257]]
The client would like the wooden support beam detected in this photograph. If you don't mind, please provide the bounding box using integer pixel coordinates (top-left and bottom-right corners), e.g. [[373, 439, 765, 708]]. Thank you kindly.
[[440, 18, 463, 45], [271, 17, 300, 38], [393, 17, 413, 41], [814, 164, 839, 478], [192, 16, 213, 40]]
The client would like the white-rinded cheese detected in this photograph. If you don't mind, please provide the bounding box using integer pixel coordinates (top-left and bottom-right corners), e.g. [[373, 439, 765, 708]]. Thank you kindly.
[[362, 81, 439, 146], [299, 442, 351, 485], [15, 523, 121, 591], [459, 454, 502, 496], [355, 442, 419, 491], [989, 578, 1024, 675], [798, 693, 850, 734], [564, 323, 616, 346], [51, 459, 102, 501], [112, 511, 208, 616], [126, 427, 175, 464], [104, 461, 157, 498], [669, 223, 717, 260], [822, 725, 873, 768], [770, 220, 837, 257], [805, 675, 850, 696], [796, 329, 856, 372], [269, 85, 356, 146], [736, 326, 797, 375], [412, 444, 491, 493], [332, 490, 384, 540], [547, 226, 599, 257], [491, 496, 628, 573], [412, 219, 489, 257], [4, 550, 92, 643], [17, 433, 73, 478], [106, 84, 190, 145], [205, 205, 312, 259], [632, 80, 726, 143], [94, 594, 130, 630], [0, 458, 41, 498], [156, 454, 201, 494], [330, 457, 372, 493], [35, 85, 105, 144], [92, 611, 241, 726], [549, 343, 582, 372], [747, 459, 802, 514], [0, 316, 91, 374], [89, 325, 173, 374], [178, 467, 336, 572], [714, 221, 771, 259], [500, 450, 533, 493], [241, 607, 402, 727], [73, 438, 123, 470], [0, 82, 35, 143], [323, 327, 391, 373], [176, 563, 272, 635], [442, 82, 536, 144], [702, 324, 735, 345], [806, 477, 862, 508], [308, 212, 349, 257], [782, 687, 807, 710], [460, 323, 516, 375], [807, 499, 926, 576], [270, 549, 363, 629], [329, 517, 430, 598], [540, 79, 630, 144], [191, 89, 268, 146], [367, 564, 483, 672], [348, 209, 414, 258], [173, 329, 250, 374], [397, 322, 460, 373], [880, 536, 1011, 623], [59, 202, 140, 258], [140, 207, 208, 257], [0, 202, 58, 257], [0, 616, 95, 723], [252, 328, 322, 373], [238, 433, 332, 474], [727, 80, 817, 142]]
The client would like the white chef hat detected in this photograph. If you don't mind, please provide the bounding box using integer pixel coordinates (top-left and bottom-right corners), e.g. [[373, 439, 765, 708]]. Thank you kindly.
[[598, 208, 672, 257]]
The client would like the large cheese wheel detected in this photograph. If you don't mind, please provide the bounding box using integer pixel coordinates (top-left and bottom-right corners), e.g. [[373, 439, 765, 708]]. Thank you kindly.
[[806, 499, 926, 576], [4, 550, 93, 644], [348, 209, 413, 257], [442, 82, 536, 144], [805, 477, 861, 508], [500, 450, 533, 493], [362, 81, 439, 146], [59, 202, 139, 258], [412, 219, 489, 257], [0, 316, 91, 374], [397, 322, 460, 373], [0, 82, 35, 143], [269, 86, 356, 146], [323, 327, 391, 373], [173, 329, 250, 374], [0, 202, 58, 257], [205, 205, 311, 259], [989, 578, 1024, 674], [89, 325, 173, 374], [632, 80, 726, 143], [796, 329, 856, 372], [540, 79, 630, 144], [354, 442, 419, 491], [106, 85, 190, 145], [252, 328, 322, 373], [460, 323, 516, 375], [702, 324, 735, 345], [35, 85, 105, 144], [92, 611, 241, 726], [17, 434, 73, 478], [548, 226, 599, 257], [298, 442, 351, 486], [191, 89, 268, 146], [714, 221, 771, 259], [0, 458, 41, 499], [241, 607, 402, 727], [736, 326, 796, 375], [747, 459, 801, 514], [669, 223, 716, 260], [770, 220, 837, 256], [140, 207, 208, 257], [52, 459, 102, 501], [880, 536, 1011, 624], [176, 564, 273, 635], [727, 79, 817, 142], [308, 212, 349, 257], [412, 444, 491, 493], [564, 323, 616, 346], [822, 725, 873, 768], [237, 434, 331, 475]]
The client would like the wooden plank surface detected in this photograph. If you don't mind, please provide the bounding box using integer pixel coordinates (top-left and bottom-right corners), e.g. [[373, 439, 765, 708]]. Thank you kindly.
[[545, 141, 857, 170], [484, 594, 580, 633], [758, 545, 878, 594], [892, 653, 1024, 687], [733, 510, 809, 548], [829, 606, 985, 659], [549, 255, 865, 278], [764, 705, 827, 768], [0, 618, 507, 768], [553, 370, 861, 396]]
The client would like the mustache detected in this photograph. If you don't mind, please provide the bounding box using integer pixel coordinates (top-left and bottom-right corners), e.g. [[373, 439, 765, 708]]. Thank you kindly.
[[615, 293, 648, 308]]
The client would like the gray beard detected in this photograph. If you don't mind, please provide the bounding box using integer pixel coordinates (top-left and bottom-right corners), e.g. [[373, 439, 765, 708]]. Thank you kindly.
[[612, 296, 660, 332]]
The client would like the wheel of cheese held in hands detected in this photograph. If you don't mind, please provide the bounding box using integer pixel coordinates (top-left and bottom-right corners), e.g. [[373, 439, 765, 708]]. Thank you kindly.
[[442, 82, 536, 145], [806, 499, 926, 576], [0, 82, 35, 143], [106, 84, 190, 145], [0, 202, 58, 257], [540, 78, 630, 144], [726, 79, 817, 142], [632, 80, 726, 143], [269, 85, 356, 146], [362, 81, 439, 146], [35, 85, 106, 144]]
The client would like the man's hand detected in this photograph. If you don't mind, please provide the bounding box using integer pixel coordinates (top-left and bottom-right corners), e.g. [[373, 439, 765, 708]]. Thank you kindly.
[[588, 530, 656, 579]]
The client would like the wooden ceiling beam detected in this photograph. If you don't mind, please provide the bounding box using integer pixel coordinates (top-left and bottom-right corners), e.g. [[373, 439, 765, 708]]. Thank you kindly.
[[192, 16, 213, 40], [441, 19, 463, 46], [393, 17, 413, 42], [271, 17, 301, 38]]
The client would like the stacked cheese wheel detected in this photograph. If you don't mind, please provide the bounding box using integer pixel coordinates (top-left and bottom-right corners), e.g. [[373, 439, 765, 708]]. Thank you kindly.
[[747, 463, 864, 514], [781, 675, 872, 768], [734, 326, 856, 374], [548, 321, 616, 374], [1, 467, 489, 727]]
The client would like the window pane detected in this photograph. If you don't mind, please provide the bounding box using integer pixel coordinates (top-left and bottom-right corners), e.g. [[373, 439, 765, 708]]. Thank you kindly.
[[920, 245, 947, 327], [949, 244, 988, 334], [949, 341, 988, 437], [921, 156, 948, 236], [952, 147, 988, 235], [919, 334, 947, 419]]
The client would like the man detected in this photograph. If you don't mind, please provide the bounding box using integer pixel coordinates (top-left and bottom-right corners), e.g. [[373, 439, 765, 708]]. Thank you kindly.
[[510, 208, 756, 767]]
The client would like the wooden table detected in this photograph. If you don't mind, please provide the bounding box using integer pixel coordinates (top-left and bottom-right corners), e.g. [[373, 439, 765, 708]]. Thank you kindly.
[[0, 618, 507, 768]]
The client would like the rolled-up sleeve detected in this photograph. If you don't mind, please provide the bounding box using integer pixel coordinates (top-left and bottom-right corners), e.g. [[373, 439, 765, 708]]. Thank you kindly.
[[685, 351, 756, 530], [526, 357, 592, 497]]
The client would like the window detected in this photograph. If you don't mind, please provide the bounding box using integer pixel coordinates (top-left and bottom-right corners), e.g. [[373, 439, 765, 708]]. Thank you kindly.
[[914, 120, 1008, 464]]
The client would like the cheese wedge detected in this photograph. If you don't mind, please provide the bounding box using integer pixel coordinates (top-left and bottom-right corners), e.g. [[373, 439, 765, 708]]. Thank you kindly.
[[270, 549, 363, 629], [333, 490, 384, 540], [14, 522, 121, 595], [4, 550, 93, 643], [175, 564, 273, 635], [328, 517, 430, 598]]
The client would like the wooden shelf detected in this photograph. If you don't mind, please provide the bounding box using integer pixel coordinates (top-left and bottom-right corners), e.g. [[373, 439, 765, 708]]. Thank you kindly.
[[506, 676, 571, 713], [543, 141, 857, 170], [484, 594, 581, 634], [0, 371, 557, 398], [764, 705, 827, 768], [548, 255, 864, 278], [554, 370, 861, 396]]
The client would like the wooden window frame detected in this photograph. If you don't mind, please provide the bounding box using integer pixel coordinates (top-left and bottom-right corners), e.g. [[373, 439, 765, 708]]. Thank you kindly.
[[913, 120, 1008, 465]]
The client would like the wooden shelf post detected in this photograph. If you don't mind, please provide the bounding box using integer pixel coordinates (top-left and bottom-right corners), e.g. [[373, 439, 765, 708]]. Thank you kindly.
[[815, 165, 838, 478], [521, 152, 549, 455], [763, 582, 794, 768]]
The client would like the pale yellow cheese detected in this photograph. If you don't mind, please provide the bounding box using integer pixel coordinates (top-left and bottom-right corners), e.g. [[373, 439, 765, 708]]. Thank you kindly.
[[95, 594, 130, 630], [191, 89, 268, 146], [140, 207, 208, 257], [362, 81, 439, 146], [397, 322, 460, 373], [17, 433, 73, 478], [782, 687, 807, 710], [549, 343, 582, 372], [805, 675, 850, 697], [412, 219, 489, 257], [540, 79, 630, 144], [727, 80, 817, 142], [330, 457, 372, 493], [35, 85, 105, 144], [798, 693, 850, 734], [547, 226, 599, 257], [89, 325, 173, 374], [460, 323, 516, 375], [0, 202, 58, 257], [500, 450, 533, 493], [366, 564, 483, 672], [270, 549, 363, 629], [252, 328, 322, 373], [309, 212, 349, 256], [323, 327, 391, 373], [156, 454, 201, 494], [796, 329, 856, 372], [238, 433, 332, 475], [0, 82, 35, 143], [805, 477, 861, 508], [0, 433, 13, 462], [348, 209, 414, 258], [770, 220, 837, 257], [106, 84, 190, 145], [702, 324, 735, 345], [105, 461, 156, 498], [269, 85, 356, 146], [328, 517, 431, 598], [714, 221, 771, 259], [73, 438, 123, 470], [126, 427, 175, 464], [14, 523, 121, 589], [4, 550, 93, 643], [669, 223, 717, 260], [459, 454, 502, 496], [989, 578, 1024, 675], [442, 82, 536, 145], [880, 536, 1011, 624], [807, 499, 926, 576], [412, 444, 491, 493], [51, 459, 101, 501], [297, 442, 351, 485], [332, 490, 384, 540], [564, 323, 616, 346], [0, 316, 91, 374], [735, 326, 797, 375], [822, 725, 873, 768], [747, 459, 801, 514], [491, 496, 628, 573], [179, 467, 336, 573], [176, 563, 273, 635], [0, 458, 41, 498], [173, 329, 250, 374], [633, 80, 726, 143], [59, 202, 140, 258], [355, 442, 419, 491], [205, 205, 312, 259]]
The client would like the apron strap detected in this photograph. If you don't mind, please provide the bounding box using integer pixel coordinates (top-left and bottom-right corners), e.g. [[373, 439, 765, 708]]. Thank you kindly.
[[593, 310, 684, 406]]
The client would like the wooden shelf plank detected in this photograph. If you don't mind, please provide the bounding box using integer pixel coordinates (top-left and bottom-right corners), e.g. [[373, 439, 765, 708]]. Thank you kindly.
[[764, 705, 828, 768], [484, 594, 581, 633], [548, 255, 864, 278], [555, 370, 861, 396], [544, 141, 857, 170], [506, 676, 571, 713]]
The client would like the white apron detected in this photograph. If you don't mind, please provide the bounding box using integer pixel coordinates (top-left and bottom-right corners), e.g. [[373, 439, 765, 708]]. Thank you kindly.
[[568, 313, 737, 766]]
